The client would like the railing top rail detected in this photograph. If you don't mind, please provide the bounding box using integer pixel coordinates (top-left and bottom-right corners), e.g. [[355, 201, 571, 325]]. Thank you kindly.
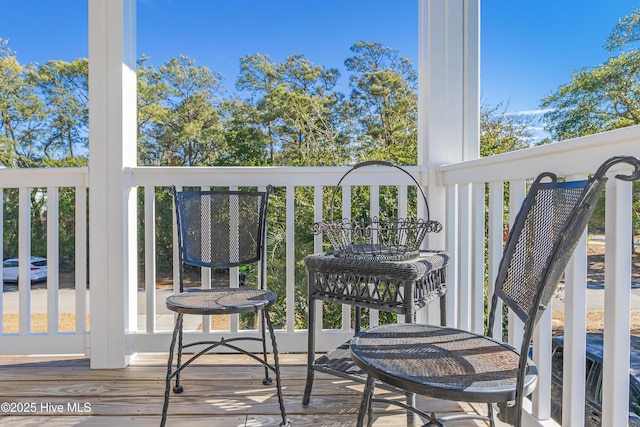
[[0, 167, 88, 188], [438, 125, 640, 185], [126, 164, 428, 187]]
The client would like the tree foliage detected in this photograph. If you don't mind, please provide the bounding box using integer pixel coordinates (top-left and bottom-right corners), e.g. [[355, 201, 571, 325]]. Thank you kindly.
[[541, 7, 640, 232], [0, 39, 43, 166], [605, 7, 640, 52], [31, 58, 89, 160], [236, 53, 347, 166], [138, 55, 225, 166], [542, 5, 640, 140], [480, 102, 531, 157], [345, 41, 418, 164], [541, 51, 640, 140]]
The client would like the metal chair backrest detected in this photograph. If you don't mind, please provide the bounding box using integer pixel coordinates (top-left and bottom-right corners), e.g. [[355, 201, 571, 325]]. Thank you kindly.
[[170, 186, 271, 291], [489, 157, 640, 337], [489, 175, 592, 330], [485, 156, 640, 423]]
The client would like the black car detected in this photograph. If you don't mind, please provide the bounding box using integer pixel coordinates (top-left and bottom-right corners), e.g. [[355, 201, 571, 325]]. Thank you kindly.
[[551, 333, 640, 426]]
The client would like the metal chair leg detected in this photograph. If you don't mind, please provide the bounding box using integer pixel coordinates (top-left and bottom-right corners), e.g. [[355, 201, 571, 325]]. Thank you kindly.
[[357, 375, 375, 427], [264, 308, 290, 427], [302, 285, 316, 407], [173, 314, 184, 394], [301, 365, 314, 407], [487, 403, 496, 427], [161, 313, 183, 427], [366, 387, 374, 427], [261, 309, 272, 385]]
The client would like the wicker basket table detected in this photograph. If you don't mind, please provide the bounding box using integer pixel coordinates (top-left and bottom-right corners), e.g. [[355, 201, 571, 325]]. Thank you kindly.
[[302, 249, 449, 408]]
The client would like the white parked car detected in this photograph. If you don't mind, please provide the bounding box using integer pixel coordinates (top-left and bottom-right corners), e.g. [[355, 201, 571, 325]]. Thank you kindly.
[[2, 257, 48, 283]]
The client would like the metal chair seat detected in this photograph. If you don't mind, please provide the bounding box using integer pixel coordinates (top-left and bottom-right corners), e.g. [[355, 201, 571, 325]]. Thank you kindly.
[[351, 323, 538, 403], [166, 288, 277, 315]]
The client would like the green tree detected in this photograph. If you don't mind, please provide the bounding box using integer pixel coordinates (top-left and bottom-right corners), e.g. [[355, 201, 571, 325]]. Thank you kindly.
[[541, 51, 640, 140], [137, 55, 225, 166], [345, 41, 418, 165], [0, 39, 45, 167], [480, 101, 532, 157], [236, 53, 348, 166], [541, 7, 640, 232], [217, 99, 270, 166], [31, 58, 89, 160], [541, 6, 640, 140]]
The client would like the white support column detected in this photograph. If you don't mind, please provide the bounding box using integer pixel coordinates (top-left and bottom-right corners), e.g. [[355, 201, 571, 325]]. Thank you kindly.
[[419, 0, 480, 323], [88, 0, 137, 368], [419, 0, 480, 169]]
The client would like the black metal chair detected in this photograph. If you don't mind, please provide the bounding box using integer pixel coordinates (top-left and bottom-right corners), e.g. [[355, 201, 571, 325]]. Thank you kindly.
[[349, 156, 640, 427], [161, 186, 290, 427]]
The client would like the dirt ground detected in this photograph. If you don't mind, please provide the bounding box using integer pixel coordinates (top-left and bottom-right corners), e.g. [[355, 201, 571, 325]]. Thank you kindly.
[[551, 240, 640, 335]]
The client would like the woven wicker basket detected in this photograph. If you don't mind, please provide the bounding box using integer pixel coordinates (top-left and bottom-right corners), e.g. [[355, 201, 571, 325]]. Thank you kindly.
[[312, 160, 442, 261]]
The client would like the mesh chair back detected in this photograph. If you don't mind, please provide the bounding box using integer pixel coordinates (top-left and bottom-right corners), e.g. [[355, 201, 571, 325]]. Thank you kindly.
[[171, 187, 269, 270], [491, 156, 640, 332], [492, 176, 590, 326]]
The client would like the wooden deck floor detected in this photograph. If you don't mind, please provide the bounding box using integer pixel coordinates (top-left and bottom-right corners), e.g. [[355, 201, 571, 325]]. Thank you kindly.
[[0, 353, 489, 426]]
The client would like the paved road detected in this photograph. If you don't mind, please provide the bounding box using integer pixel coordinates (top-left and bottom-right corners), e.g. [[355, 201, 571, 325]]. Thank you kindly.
[[552, 284, 640, 310]]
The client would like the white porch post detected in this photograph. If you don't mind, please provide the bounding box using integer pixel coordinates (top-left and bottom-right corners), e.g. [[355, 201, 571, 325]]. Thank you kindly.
[[418, 0, 480, 325], [88, 0, 138, 368]]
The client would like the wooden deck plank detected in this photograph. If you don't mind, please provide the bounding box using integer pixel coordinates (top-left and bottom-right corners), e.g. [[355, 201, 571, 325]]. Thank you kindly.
[[0, 354, 488, 426]]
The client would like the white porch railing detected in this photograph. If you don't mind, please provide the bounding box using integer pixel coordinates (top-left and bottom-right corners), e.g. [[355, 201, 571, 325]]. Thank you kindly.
[[128, 163, 432, 354], [0, 167, 88, 355], [0, 125, 639, 426]]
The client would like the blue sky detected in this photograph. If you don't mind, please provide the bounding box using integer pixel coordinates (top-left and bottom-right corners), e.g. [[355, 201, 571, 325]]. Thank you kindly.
[[1, 0, 639, 116]]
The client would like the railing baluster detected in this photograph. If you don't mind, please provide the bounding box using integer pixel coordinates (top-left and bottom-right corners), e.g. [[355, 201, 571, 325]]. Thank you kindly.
[[487, 181, 503, 339], [560, 174, 588, 425], [397, 185, 408, 324], [508, 180, 526, 347], [341, 186, 351, 332], [313, 186, 324, 333], [369, 185, 379, 327], [18, 187, 31, 335], [532, 300, 552, 420], [47, 187, 60, 334], [144, 186, 156, 334], [471, 183, 485, 335], [445, 184, 458, 328], [602, 178, 633, 427], [229, 185, 239, 333], [458, 183, 471, 330], [200, 186, 211, 333], [171, 185, 182, 332], [286, 185, 295, 332], [75, 186, 87, 335]]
